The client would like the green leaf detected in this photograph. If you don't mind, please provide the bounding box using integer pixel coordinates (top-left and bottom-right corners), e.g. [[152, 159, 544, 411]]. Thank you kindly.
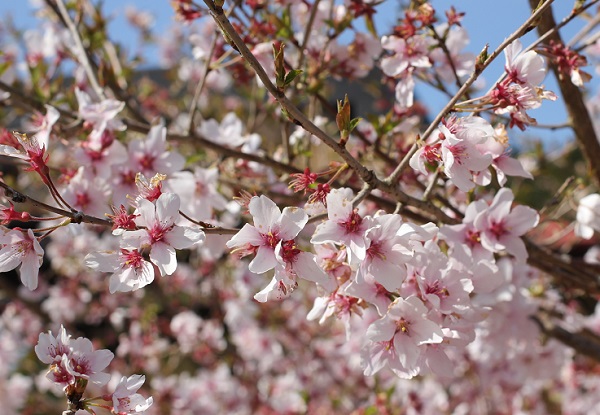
[[349, 117, 362, 132], [284, 69, 303, 86]]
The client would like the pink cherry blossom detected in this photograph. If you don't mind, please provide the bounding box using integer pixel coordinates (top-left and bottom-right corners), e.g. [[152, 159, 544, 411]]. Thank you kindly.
[[198, 112, 248, 147], [252, 240, 336, 302], [0, 132, 50, 181], [85, 248, 155, 293], [504, 39, 546, 86], [311, 188, 376, 261], [307, 283, 363, 338], [128, 124, 185, 177], [440, 124, 493, 191], [23, 104, 59, 149], [167, 167, 228, 221], [75, 88, 125, 145], [0, 228, 44, 290], [473, 188, 539, 262], [226, 195, 308, 274], [358, 213, 413, 292], [34, 325, 72, 365], [440, 199, 495, 263], [380, 35, 432, 77], [66, 337, 114, 386], [362, 296, 443, 378], [112, 374, 153, 414], [61, 167, 111, 217], [122, 193, 205, 276], [35, 327, 114, 388]]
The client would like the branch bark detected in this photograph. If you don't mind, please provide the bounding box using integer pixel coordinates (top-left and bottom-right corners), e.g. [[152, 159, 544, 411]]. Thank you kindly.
[[529, 0, 600, 187]]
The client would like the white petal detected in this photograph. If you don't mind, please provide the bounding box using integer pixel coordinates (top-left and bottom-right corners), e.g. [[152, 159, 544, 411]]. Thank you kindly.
[[150, 242, 177, 276]]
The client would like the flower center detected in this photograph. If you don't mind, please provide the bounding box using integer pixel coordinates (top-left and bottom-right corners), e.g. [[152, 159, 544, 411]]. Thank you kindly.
[[489, 220, 507, 238], [341, 209, 363, 234]]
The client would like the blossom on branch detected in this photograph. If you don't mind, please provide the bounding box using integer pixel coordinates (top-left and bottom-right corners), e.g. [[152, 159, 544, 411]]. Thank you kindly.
[[122, 193, 205, 276]]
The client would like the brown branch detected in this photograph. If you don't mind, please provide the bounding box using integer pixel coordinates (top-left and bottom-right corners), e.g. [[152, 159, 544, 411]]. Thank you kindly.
[[0, 180, 111, 226], [529, 0, 600, 187], [532, 312, 600, 361]]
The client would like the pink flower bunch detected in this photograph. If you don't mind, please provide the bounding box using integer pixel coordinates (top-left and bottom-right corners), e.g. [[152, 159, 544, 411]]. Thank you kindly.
[[35, 325, 152, 414]]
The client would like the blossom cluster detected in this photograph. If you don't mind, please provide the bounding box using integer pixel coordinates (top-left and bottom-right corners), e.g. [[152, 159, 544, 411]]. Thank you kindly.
[[35, 326, 152, 414]]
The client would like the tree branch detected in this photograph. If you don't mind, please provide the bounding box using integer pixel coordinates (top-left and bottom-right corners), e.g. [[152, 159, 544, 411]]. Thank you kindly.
[[529, 0, 600, 187]]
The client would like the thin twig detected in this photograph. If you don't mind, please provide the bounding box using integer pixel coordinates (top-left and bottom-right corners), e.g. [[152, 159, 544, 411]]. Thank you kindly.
[[296, 0, 322, 69], [187, 32, 219, 135], [0, 180, 111, 226], [52, 0, 106, 100]]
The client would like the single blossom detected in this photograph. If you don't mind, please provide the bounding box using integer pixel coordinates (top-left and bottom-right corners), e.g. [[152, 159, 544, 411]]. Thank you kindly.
[[66, 337, 114, 386], [85, 249, 155, 293], [128, 124, 185, 177], [311, 188, 376, 261], [251, 239, 335, 303], [112, 374, 153, 414], [34, 325, 72, 365], [24, 104, 59, 149], [358, 214, 413, 292], [362, 296, 444, 378], [226, 195, 308, 274], [473, 188, 539, 262], [122, 193, 205, 276], [0, 228, 44, 290], [75, 88, 125, 146], [440, 125, 493, 191], [504, 39, 546, 86]]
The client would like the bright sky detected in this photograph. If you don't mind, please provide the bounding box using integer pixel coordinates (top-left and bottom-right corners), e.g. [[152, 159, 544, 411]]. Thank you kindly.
[[0, 0, 594, 148]]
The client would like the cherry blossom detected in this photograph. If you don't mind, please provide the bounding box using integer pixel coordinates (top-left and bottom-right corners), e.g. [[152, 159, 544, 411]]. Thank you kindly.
[[198, 112, 249, 148], [35, 327, 114, 388], [0, 228, 44, 290], [311, 188, 376, 261], [254, 239, 336, 302], [23, 105, 59, 149], [362, 296, 444, 378], [504, 39, 546, 87], [0, 132, 50, 181], [112, 374, 153, 414], [473, 188, 539, 262], [226, 195, 308, 274], [440, 124, 493, 191], [85, 248, 155, 293], [61, 167, 111, 217], [122, 193, 205, 276], [167, 167, 227, 221], [34, 325, 72, 365], [66, 337, 114, 386], [75, 88, 126, 145], [127, 124, 185, 177], [357, 213, 413, 292]]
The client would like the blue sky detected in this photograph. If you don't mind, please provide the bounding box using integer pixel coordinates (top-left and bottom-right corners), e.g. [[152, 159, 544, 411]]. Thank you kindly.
[[0, 0, 593, 148]]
